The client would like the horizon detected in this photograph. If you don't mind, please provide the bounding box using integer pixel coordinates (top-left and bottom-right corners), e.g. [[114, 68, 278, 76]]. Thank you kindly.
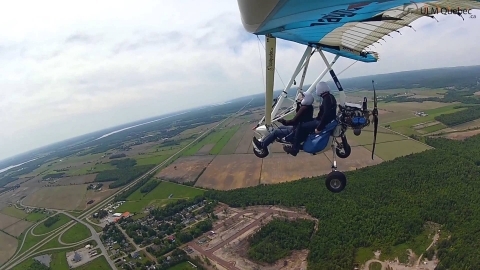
[[1, 0, 479, 161], [2, 63, 477, 164]]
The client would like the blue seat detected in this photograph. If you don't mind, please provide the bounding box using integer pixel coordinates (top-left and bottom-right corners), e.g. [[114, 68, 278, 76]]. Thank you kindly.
[[302, 120, 338, 154]]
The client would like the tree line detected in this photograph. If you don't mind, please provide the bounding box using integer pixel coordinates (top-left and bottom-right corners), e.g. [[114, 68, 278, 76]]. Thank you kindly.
[[205, 134, 480, 269]]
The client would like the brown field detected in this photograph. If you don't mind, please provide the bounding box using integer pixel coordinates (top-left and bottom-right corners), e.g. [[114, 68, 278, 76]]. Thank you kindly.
[[235, 126, 255, 154], [4, 220, 33, 237], [195, 154, 261, 190], [442, 129, 480, 140], [195, 143, 215, 155], [22, 184, 89, 210], [82, 186, 119, 210], [0, 231, 17, 265], [0, 213, 20, 229], [220, 125, 250, 155], [156, 156, 215, 183], [125, 142, 159, 156], [260, 153, 334, 184]]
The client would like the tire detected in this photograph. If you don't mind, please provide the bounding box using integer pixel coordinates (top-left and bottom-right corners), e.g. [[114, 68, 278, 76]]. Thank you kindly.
[[252, 143, 269, 158], [325, 171, 347, 193], [336, 142, 351, 159]]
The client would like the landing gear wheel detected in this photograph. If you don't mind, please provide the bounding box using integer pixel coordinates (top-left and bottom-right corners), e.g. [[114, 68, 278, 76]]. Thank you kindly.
[[252, 143, 269, 158], [336, 143, 351, 159], [325, 171, 347, 193]]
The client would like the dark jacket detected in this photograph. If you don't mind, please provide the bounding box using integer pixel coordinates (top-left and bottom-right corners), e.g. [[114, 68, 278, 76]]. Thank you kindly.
[[315, 93, 337, 130], [283, 104, 314, 126]]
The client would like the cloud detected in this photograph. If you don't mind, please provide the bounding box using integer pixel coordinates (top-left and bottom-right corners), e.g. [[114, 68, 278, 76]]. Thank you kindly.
[[0, 1, 479, 161]]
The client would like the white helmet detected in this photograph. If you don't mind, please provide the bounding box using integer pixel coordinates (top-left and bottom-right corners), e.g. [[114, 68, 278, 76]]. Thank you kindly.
[[316, 81, 330, 96], [301, 92, 314, 106]]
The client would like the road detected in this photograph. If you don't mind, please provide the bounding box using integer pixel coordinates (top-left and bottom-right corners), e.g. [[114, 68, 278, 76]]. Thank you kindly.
[[3, 98, 253, 270]]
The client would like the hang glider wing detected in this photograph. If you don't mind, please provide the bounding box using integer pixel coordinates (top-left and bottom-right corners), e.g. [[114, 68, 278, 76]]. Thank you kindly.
[[237, 0, 480, 62]]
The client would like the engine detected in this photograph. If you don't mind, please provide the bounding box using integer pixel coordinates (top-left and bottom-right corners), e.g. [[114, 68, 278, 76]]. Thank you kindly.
[[339, 103, 371, 136]]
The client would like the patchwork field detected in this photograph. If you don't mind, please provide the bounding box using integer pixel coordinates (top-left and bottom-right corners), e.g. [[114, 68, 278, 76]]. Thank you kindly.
[[155, 156, 214, 183], [3, 220, 33, 237], [0, 212, 20, 229]]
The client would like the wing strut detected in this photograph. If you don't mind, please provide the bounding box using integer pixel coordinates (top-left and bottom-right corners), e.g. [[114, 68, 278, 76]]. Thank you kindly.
[[264, 34, 276, 126], [318, 49, 346, 107], [254, 45, 313, 129]]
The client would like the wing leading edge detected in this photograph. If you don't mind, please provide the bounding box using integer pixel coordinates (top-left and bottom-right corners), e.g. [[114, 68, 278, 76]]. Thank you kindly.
[[237, 0, 480, 62]]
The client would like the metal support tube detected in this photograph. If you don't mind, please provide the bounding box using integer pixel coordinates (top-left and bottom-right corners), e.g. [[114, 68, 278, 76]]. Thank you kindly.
[[265, 35, 276, 126], [304, 54, 339, 95], [318, 49, 346, 107], [270, 46, 313, 121]]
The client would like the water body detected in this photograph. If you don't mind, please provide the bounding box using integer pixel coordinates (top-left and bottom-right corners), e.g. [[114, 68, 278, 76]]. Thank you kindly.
[[95, 111, 189, 141], [0, 158, 38, 174]]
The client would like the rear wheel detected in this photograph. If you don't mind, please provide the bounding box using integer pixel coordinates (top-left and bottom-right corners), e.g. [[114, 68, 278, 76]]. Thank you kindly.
[[325, 171, 347, 193], [336, 142, 351, 158]]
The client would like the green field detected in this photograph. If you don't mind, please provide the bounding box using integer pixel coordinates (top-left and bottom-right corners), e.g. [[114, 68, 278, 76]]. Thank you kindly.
[[418, 123, 447, 134], [182, 126, 238, 156], [168, 261, 197, 270], [60, 223, 91, 244], [346, 128, 432, 160], [25, 212, 49, 222], [369, 261, 382, 270], [32, 214, 71, 235], [209, 125, 240, 154], [116, 181, 205, 213], [1, 206, 28, 219], [135, 154, 170, 165], [50, 251, 69, 270], [386, 105, 465, 135]]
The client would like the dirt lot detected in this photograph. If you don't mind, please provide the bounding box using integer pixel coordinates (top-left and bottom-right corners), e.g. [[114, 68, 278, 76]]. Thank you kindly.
[[22, 184, 89, 210], [195, 154, 261, 190], [188, 205, 315, 270], [0, 213, 20, 229], [3, 220, 33, 237], [195, 144, 215, 155], [0, 231, 17, 265], [156, 156, 215, 183], [220, 125, 250, 155]]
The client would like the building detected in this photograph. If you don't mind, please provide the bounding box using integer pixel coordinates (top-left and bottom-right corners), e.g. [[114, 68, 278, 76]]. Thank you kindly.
[[113, 213, 122, 217], [72, 252, 82, 262]]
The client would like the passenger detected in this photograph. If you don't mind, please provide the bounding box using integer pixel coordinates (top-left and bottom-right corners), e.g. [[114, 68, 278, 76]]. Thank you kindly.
[[283, 81, 337, 156], [253, 92, 314, 151]]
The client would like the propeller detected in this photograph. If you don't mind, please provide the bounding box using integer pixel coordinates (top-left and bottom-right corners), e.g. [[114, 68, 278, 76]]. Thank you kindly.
[[371, 80, 378, 160]]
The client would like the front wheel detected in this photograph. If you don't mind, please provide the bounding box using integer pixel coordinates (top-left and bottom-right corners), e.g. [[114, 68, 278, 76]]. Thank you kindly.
[[325, 171, 347, 193], [252, 143, 269, 158]]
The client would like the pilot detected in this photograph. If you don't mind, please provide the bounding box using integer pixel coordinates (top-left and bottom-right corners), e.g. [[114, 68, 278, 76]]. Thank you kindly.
[[253, 92, 314, 151], [283, 81, 337, 156]]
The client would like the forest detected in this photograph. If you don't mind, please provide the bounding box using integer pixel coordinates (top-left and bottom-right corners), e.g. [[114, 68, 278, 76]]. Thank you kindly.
[[205, 134, 480, 269], [435, 105, 480, 126], [247, 218, 315, 264]]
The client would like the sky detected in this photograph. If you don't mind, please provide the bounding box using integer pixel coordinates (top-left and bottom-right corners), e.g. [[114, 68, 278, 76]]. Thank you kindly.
[[1, 0, 479, 161]]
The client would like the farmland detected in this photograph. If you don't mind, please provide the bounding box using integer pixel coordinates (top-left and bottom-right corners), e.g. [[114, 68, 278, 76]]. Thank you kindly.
[[115, 180, 205, 213]]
